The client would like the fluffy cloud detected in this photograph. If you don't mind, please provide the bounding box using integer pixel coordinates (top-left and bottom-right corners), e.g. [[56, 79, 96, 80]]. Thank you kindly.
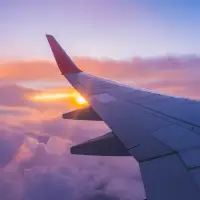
[[0, 112, 145, 199], [0, 132, 24, 167], [22, 170, 74, 200], [0, 84, 37, 107], [0, 107, 145, 200]]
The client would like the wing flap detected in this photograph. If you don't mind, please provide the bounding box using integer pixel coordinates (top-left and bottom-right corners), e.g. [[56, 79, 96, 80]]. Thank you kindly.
[[62, 106, 102, 121], [71, 132, 130, 156]]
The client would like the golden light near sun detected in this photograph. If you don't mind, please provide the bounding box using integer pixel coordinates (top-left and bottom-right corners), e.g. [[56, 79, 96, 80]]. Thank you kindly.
[[33, 93, 73, 101], [31, 92, 88, 106]]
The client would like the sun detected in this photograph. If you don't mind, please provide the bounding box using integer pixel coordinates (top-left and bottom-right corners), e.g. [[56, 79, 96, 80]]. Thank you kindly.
[[76, 95, 87, 105]]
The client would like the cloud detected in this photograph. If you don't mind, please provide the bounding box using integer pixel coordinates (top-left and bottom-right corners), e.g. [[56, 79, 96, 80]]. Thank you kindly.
[[0, 107, 145, 200], [20, 156, 143, 200], [0, 56, 199, 82], [0, 131, 24, 167], [0, 84, 37, 107], [0, 84, 68, 110], [1, 56, 200, 100], [0, 106, 32, 116], [0, 115, 144, 199], [19, 144, 61, 172], [22, 170, 74, 200], [1, 55, 200, 199], [0, 60, 62, 82], [0, 171, 24, 200]]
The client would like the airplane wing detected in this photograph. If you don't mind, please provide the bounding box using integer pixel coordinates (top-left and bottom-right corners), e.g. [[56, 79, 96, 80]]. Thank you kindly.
[[46, 35, 200, 200]]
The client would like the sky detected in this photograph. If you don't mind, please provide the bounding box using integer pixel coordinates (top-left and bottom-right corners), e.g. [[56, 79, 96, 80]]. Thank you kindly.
[[1, 1, 200, 200], [0, 0, 200, 60]]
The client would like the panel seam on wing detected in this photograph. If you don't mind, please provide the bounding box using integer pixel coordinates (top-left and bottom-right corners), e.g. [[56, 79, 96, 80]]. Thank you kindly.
[[139, 151, 177, 163], [127, 99, 200, 129]]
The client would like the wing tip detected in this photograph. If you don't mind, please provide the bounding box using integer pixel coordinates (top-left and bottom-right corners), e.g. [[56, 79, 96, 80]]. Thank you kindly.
[[46, 34, 56, 41], [46, 34, 81, 75], [46, 34, 52, 37], [46, 34, 55, 43]]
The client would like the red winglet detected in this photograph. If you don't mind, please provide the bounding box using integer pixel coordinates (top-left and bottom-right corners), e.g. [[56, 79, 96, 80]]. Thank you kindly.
[[46, 34, 81, 75]]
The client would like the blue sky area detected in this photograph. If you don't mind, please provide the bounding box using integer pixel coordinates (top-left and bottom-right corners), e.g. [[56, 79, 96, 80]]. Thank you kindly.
[[0, 0, 200, 59]]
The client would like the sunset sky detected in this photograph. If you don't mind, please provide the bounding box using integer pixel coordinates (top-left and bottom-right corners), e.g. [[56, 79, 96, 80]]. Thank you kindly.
[[1, 0, 200, 60], [0, 1, 200, 200]]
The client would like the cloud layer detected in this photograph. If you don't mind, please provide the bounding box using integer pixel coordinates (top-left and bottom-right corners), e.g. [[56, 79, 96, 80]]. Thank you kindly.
[[1, 56, 200, 98], [0, 55, 200, 199]]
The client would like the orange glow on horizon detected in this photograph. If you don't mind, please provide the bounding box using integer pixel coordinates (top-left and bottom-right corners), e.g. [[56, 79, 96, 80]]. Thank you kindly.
[[31, 92, 88, 106], [33, 93, 74, 100]]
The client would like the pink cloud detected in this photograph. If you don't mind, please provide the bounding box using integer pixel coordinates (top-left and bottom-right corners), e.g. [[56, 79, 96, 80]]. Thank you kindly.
[[1, 56, 200, 100]]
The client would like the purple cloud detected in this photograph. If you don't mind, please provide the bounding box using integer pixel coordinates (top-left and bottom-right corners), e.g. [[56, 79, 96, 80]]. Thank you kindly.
[[22, 170, 73, 200], [0, 84, 37, 107], [0, 131, 24, 167]]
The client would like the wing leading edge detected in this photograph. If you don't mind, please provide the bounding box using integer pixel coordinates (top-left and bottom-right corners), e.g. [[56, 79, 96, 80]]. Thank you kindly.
[[46, 35, 200, 200]]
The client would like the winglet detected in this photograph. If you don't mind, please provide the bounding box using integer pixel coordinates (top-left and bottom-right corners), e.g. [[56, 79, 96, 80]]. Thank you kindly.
[[46, 34, 81, 75]]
